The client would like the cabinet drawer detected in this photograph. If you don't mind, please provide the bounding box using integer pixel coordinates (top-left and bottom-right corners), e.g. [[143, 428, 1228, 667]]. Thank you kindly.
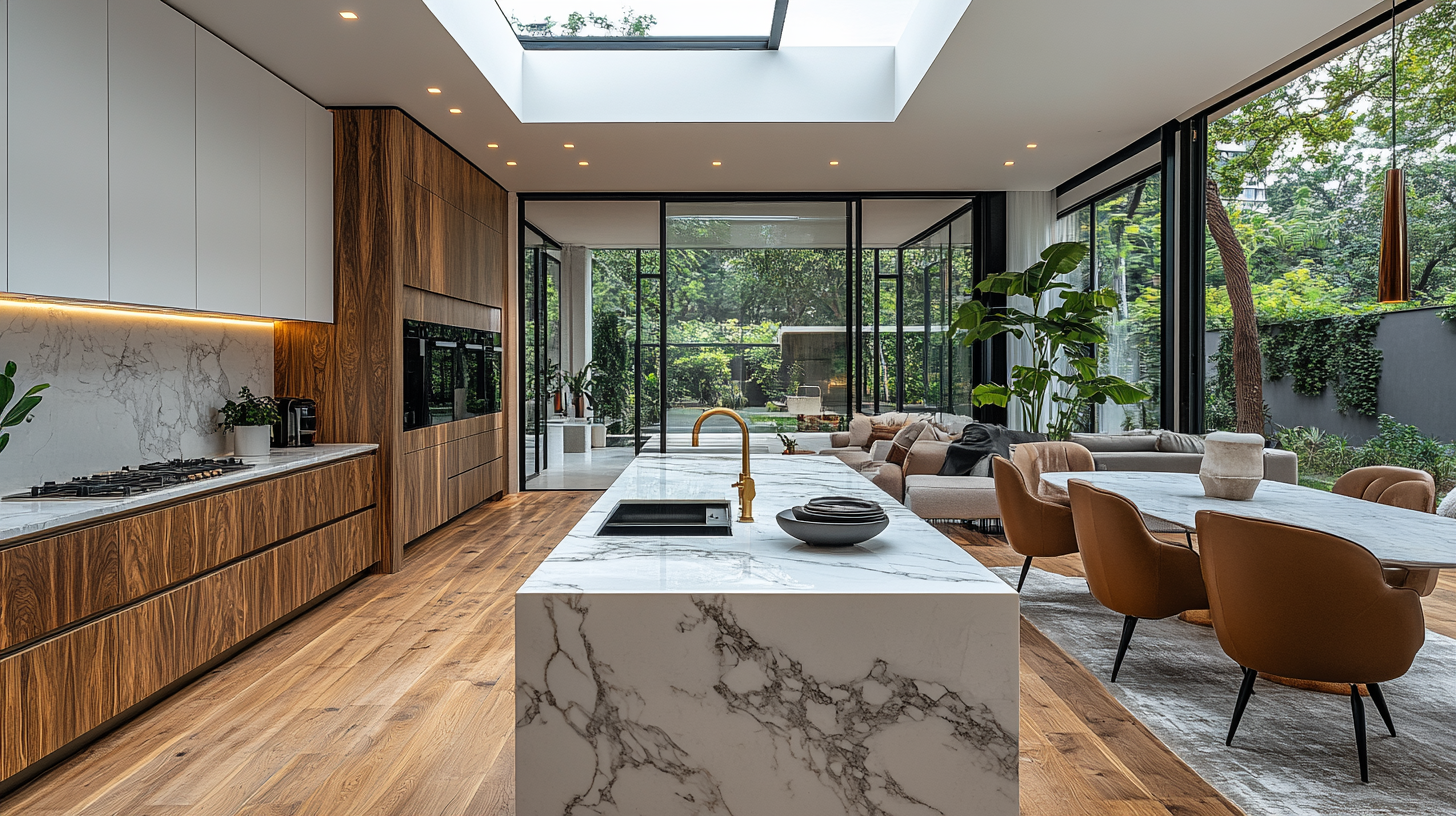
[[0, 509, 374, 782], [0, 456, 374, 652], [447, 458, 504, 519]]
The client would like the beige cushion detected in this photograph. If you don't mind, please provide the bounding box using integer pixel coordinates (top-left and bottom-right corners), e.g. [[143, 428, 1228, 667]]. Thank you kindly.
[[868, 462, 905, 502], [904, 475, 999, 520], [1155, 431, 1206, 454], [847, 414, 874, 448], [1070, 432, 1160, 452], [819, 448, 874, 470], [887, 421, 932, 465]]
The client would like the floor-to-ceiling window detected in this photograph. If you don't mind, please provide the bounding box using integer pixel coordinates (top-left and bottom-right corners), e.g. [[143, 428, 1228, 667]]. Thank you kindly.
[[896, 208, 976, 414], [520, 225, 561, 484], [1056, 171, 1163, 432], [663, 202, 851, 439]]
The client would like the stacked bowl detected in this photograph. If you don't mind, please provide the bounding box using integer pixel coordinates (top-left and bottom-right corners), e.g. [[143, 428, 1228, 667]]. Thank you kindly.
[[775, 496, 889, 546]]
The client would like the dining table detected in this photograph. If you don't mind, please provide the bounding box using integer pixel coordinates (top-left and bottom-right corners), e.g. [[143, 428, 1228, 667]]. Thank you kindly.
[[1040, 470, 1456, 570]]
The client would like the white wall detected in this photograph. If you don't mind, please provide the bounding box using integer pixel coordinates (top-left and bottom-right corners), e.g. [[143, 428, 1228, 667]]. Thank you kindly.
[[559, 245, 593, 400]]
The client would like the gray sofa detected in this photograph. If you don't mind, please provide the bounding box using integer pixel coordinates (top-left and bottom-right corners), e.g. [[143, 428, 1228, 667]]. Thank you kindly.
[[866, 431, 1299, 521]]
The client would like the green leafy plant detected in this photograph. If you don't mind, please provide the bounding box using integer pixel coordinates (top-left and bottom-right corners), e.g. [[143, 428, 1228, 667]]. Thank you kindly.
[[951, 242, 1150, 439], [218, 386, 280, 432], [1264, 314, 1382, 417], [562, 363, 595, 413], [776, 432, 798, 453], [0, 361, 50, 455]]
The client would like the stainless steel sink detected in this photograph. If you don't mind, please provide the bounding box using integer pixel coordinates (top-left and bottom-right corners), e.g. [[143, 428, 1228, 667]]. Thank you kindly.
[[596, 500, 733, 537]]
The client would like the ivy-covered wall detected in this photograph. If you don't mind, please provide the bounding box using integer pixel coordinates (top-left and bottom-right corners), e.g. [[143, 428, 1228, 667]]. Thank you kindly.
[[1204, 305, 1456, 443]]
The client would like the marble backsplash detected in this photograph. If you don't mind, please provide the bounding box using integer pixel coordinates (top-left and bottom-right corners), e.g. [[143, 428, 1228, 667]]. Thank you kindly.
[[0, 301, 273, 493]]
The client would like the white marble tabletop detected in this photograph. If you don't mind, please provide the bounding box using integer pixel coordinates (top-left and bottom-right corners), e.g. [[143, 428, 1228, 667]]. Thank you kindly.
[[0, 443, 378, 545], [520, 453, 1013, 594], [1043, 470, 1456, 568]]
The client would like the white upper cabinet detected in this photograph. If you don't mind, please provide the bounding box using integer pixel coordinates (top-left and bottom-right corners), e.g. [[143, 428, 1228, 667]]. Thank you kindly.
[[8, 0, 110, 301], [2, 0, 333, 320], [108, 0, 197, 310], [305, 103, 334, 323], [195, 27, 262, 316], [260, 72, 306, 320]]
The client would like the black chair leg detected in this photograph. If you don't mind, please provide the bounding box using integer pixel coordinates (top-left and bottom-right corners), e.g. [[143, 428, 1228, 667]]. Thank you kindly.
[[1351, 685, 1369, 783], [1017, 556, 1033, 592], [1110, 616, 1138, 683], [1368, 683, 1396, 736], [1226, 666, 1258, 746]]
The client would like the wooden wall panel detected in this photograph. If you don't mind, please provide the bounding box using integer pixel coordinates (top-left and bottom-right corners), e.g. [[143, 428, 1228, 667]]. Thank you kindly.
[[401, 286, 499, 333], [0, 510, 375, 782], [0, 457, 374, 653]]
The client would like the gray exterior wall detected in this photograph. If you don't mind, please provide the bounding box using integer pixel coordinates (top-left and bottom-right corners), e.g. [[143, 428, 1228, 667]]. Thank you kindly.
[[1206, 306, 1456, 443]]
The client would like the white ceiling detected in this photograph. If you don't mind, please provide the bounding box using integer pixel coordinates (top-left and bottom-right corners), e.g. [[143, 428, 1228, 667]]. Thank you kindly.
[[167, 0, 1383, 194]]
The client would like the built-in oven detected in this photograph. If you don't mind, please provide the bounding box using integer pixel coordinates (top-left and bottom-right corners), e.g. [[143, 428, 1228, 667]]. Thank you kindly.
[[403, 319, 502, 431]]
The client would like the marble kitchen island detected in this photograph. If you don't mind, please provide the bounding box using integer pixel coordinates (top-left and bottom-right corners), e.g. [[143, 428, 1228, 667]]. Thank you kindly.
[[516, 453, 1019, 816]]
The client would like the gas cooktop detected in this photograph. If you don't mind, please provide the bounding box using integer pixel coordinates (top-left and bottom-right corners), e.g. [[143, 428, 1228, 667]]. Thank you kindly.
[[4, 458, 255, 501]]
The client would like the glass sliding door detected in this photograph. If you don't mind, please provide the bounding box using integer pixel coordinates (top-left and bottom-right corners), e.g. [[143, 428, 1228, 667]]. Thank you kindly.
[[521, 225, 561, 485], [898, 213, 974, 415], [663, 201, 851, 443]]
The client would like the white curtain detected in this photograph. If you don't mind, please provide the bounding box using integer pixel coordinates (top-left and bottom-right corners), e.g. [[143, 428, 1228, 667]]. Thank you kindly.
[[1004, 191, 1055, 431]]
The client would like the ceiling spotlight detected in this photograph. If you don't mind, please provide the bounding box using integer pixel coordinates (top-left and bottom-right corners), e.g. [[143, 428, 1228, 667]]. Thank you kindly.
[[712, 161, 722, 166], [578, 161, 589, 166], [829, 160, 839, 166], [487, 143, 499, 149], [1026, 143, 1038, 149], [564, 143, 575, 149], [449, 108, 462, 114], [427, 87, 442, 94], [506, 161, 517, 166], [1004, 161, 1015, 166], [339, 11, 358, 19]]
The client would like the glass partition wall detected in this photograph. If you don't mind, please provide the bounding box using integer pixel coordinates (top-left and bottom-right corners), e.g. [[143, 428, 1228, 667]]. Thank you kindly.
[[519, 196, 986, 487]]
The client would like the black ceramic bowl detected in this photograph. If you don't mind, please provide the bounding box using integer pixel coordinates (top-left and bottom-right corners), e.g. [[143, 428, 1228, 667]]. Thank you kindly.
[[792, 505, 887, 524], [775, 509, 889, 546]]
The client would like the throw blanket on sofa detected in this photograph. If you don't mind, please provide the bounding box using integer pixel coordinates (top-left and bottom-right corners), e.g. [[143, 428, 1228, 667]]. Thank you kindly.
[[938, 424, 1046, 477]]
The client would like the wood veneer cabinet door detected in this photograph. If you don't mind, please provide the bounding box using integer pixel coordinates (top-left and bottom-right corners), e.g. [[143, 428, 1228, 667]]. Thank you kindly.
[[0, 509, 376, 783]]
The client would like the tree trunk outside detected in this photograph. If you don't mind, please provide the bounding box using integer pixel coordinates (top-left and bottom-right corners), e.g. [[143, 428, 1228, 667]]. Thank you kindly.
[[1205, 178, 1264, 436]]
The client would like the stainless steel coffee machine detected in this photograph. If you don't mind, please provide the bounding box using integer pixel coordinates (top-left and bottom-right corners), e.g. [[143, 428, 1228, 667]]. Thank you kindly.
[[271, 398, 317, 447]]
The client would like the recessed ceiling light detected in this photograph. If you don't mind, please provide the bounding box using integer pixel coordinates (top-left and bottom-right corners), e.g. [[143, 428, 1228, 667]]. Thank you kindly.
[[449, 108, 462, 114], [829, 160, 839, 166], [1004, 161, 1015, 166], [712, 161, 722, 166], [506, 161, 517, 166], [487, 143, 499, 149], [578, 161, 589, 166], [427, 87, 442, 94], [564, 143, 575, 149], [1026, 143, 1038, 149], [339, 11, 357, 19]]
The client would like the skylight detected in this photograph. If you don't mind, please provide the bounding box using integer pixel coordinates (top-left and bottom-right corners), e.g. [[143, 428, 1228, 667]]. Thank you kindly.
[[495, 0, 788, 49]]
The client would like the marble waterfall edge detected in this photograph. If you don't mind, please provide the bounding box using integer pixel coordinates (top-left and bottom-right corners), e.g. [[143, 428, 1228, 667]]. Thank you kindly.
[[516, 454, 1019, 816]]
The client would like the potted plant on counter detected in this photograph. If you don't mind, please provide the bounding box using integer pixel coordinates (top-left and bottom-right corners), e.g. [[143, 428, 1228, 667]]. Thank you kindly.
[[0, 360, 50, 455], [219, 386, 279, 457], [563, 363, 595, 420]]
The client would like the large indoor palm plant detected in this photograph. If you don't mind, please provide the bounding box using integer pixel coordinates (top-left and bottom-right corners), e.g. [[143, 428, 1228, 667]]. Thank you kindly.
[[952, 242, 1150, 439]]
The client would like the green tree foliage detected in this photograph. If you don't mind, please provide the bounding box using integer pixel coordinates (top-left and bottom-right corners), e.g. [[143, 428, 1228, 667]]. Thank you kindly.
[[1208, 0, 1456, 306]]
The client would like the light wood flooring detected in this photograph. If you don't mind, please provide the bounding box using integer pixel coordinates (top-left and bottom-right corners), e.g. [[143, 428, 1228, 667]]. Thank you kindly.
[[9, 492, 1455, 815]]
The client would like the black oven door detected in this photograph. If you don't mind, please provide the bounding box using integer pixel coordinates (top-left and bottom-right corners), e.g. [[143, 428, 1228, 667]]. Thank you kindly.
[[403, 331, 429, 431]]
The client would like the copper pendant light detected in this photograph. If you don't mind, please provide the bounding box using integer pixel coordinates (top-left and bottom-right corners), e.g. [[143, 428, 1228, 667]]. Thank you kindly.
[[1377, 0, 1410, 303]]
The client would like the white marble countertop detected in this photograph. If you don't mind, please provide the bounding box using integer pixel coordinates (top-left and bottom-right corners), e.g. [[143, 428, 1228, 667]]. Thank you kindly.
[[520, 453, 1014, 594], [1043, 470, 1456, 568], [0, 443, 378, 545]]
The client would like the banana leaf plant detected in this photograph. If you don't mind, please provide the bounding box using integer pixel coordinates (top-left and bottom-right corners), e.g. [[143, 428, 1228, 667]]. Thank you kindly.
[[0, 360, 50, 455], [951, 242, 1149, 439]]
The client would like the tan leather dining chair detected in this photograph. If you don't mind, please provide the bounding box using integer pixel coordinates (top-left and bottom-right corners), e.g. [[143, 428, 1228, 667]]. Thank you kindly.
[[1195, 510, 1424, 783], [992, 444, 1092, 591], [1068, 479, 1209, 682], [1334, 465, 1440, 595]]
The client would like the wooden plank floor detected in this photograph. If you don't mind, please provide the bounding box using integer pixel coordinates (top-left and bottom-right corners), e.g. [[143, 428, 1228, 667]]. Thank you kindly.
[[17, 492, 1452, 815]]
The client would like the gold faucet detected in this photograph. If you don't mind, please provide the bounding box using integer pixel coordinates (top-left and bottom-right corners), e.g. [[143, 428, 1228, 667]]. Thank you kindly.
[[691, 407, 755, 523]]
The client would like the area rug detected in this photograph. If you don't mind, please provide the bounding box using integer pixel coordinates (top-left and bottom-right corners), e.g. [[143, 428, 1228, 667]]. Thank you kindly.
[[992, 566, 1456, 815]]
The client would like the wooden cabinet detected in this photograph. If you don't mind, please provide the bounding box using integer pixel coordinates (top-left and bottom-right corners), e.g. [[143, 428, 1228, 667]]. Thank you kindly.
[[7, 0, 110, 301], [0, 0, 333, 321], [275, 109, 509, 574], [0, 453, 377, 789], [107, 0, 197, 310]]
